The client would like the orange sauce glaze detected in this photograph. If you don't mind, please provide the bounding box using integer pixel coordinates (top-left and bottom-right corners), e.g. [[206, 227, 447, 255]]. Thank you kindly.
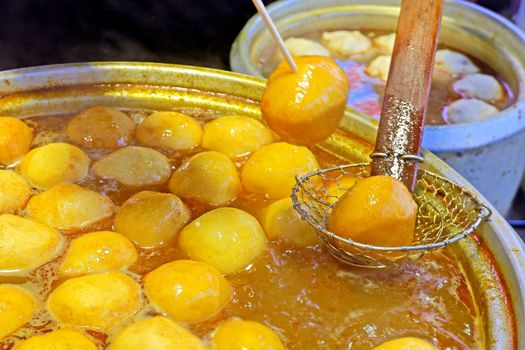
[[1, 110, 484, 350]]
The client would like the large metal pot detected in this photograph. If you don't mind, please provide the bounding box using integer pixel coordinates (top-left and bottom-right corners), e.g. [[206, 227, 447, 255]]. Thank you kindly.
[[0, 62, 524, 349], [230, 0, 525, 216]]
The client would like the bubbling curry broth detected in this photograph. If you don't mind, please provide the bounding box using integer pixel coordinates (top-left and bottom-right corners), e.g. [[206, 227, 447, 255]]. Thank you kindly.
[[258, 29, 513, 125], [0, 109, 484, 350]]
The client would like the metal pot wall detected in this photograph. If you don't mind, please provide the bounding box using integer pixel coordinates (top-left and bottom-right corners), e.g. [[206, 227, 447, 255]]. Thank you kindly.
[[229, 0, 525, 216], [0, 62, 524, 349]]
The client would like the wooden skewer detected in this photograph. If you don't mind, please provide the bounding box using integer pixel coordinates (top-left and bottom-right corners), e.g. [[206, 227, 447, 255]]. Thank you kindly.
[[251, 0, 298, 72], [371, 0, 444, 191]]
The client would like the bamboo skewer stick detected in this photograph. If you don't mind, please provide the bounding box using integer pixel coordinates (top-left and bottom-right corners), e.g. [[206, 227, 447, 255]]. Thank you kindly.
[[251, 0, 297, 72]]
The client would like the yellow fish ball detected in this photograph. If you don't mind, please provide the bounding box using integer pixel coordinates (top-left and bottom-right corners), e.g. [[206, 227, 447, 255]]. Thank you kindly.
[[372, 337, 437, 350], [93, 146, 171, 187], [241, 142, 319, 199], [114, 191, 190, 248], [66, 105, 135, 150], [328, 176, 417, 247], [179, 208, 268, 274], [0, 285, 36, 339], [26, 184, 114, 233], [261, 56, 349, 146], [0, 117, 33, 166], [168, 151, 241, 205], [59, 231, 138, 276], [47, 272, 141, 330], [260, 198, 319, 246], [0, 170, 32, 214], [202, 115, 273, 158], [19, 143, 90, 189], [144, 260, 231, 324], [136, 111, 202, 152], [210, 318, 285, 350], [12, 329, 98, 350], [109, 316, 207, 350], [0, 214, 64, 274]]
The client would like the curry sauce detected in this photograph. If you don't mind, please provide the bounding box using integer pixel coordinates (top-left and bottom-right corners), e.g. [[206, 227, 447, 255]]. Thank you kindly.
[[0, 110, 483, 349]]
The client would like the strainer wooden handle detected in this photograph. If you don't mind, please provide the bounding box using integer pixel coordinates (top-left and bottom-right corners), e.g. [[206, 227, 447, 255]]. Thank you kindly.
[[371, 0, 444, 191]]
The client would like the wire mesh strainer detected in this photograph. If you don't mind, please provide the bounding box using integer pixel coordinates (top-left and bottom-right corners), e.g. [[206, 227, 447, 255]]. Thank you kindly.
[[291, 163, 491, 268]]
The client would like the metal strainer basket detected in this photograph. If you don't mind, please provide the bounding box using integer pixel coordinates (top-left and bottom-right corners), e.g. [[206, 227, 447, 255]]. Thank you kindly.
[[291, 163, 492, 268]]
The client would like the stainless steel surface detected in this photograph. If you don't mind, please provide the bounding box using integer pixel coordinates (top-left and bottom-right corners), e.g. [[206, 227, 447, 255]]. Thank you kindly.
[[230, 0, 525, 216], [0, 62, 523, 349], [371, 95, 422, 190]]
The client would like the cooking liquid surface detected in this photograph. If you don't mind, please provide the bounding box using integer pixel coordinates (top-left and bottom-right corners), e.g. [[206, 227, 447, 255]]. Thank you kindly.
[[258, 29, 513, 125], [1, 111, 483, 349]]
